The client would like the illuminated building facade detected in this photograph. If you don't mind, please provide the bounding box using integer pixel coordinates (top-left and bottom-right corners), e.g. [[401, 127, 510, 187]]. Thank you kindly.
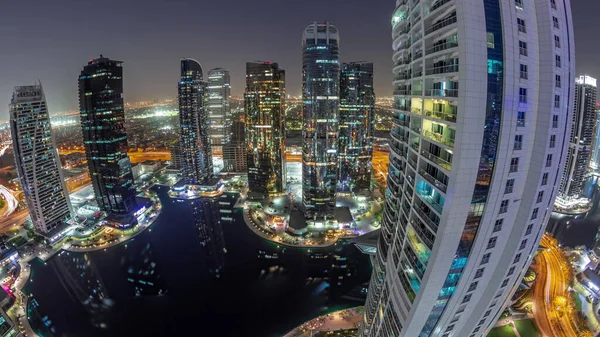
[[245, 62, 286, 196], [207, 68, 231, 156], [361, 1, 575, 336], [338, 62, 375, 193], [78, 56, 137, 214], [178, 59, 212, 184], [591, 104, 600, 168], [10, 84, 72, 234], [223, 121, 247, 173], [302, 22, 340, 219], [557, 75, 597, 199]]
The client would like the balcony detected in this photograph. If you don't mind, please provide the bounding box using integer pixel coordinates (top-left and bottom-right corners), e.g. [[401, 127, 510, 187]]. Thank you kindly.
[[428, 0, 452, 15], [395, 105, 411, 112], [424, 88, 458, 98], [416, 183, 444, 214], [394, 72, 412, 81], [426, 40, 458, 55], [425, 14, 457, 36], [419, 168, 447, 193], [391, 143, 405, 158], [391, 130, 405, 143], [421, 149, 452, 171], [410, 124, 422, 134], [393, 89, 410, 96], [414, 50, 424, 61], [408, 157, 418, 170], [407, 226, 432, 263], [411, 107, 422, 115], [425, 64, 459, 76], [410, 142, 420, 152], [411, 89, 423, 95], [423, 130, 454, 147], [413, 204, 439, 232], [423, 108, 457, 123], [410, 220, 435, 250]]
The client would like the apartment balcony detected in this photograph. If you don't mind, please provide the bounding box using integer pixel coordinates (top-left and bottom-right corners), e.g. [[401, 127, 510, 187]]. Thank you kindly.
[[391, 130, 405, 144], [423, 130, 454, 147], [410, 124, 422, 134], [411, 89, 423, 95], [413, 204, 439, 232], [419, 168, 447, 193], [393, 89, 410, 96], [416, 188, 444, 214], [411, 107, 422, 115], [428, 0, 453, 16], [424, 88, 458, 98], [425, 64, 459, 76], [408, 157, 418, 170], [394, 72, 412, 81], [394, 105, 411, 112], [426, 40, 458, 55], [410, 142, 420, 152], [421, 149, 452, 171], [410, 219, 435, 250], [423, 108, 457, 123], [425, 14, 457, 36]]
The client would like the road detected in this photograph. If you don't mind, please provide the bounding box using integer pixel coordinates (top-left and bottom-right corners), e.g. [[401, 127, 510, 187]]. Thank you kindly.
[[0, 185, 18, 216], [531, 235, 582, 337], [0, 209, 28, 234], [372, 148, 390, 189], [58, 149, 171, 164]]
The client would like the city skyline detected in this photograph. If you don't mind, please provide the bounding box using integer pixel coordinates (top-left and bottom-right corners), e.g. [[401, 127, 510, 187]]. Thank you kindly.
[[1, 0, 597, 120]]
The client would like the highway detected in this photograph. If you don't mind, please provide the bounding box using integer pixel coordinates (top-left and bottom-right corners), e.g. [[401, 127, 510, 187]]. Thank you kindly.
[[532, 235, 582, 337], [0, 185, 18, 217]]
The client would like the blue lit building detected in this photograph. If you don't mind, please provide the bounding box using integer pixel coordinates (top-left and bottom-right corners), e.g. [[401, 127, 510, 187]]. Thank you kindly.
[[178, 59, 213, 185], [301, 22, 340, 220]]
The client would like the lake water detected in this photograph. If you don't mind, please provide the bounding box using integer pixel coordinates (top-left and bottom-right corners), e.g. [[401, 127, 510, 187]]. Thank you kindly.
[[24, 185, 371, 337]]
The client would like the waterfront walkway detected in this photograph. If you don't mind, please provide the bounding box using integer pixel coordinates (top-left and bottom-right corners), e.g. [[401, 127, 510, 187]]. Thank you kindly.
[[284, 307, 363, 337]]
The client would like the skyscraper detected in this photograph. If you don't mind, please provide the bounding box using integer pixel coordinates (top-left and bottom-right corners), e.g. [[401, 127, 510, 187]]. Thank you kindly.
[[207, 68, 232, 157], [10, 83, 72, 234], [591, 105, 600, 169], [245, 62, 286, 196], [178, 59, 212, 184], [302, 22, 340, 219], [79, 56, 136, 214], [557, 75, 597, 200], [361, 1, 575, 336], [338, 62, 375, 193], [223, 120, 248, 173]]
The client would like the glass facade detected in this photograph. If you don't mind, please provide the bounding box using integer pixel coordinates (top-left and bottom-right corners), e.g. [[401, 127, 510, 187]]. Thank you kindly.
[[79, 56, 137, 214], [207, 68, 231, 156], [338, 62, 375, 192], [178, 59, 213, 185], [302, 22, 340, 219], [245, 62, 286, 195]]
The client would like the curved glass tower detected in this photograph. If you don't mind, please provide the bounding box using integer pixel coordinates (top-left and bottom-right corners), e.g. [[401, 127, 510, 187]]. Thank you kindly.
[[207, 68, 231, 157], [302, 22, 340, 220], [79, 56, 137, 214], [361, 0, 575, 336], [245, 62, 286, 196], [178, 59, 212, 184]]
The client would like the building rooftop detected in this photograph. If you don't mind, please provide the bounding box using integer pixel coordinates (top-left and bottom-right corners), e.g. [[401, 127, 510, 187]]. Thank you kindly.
[[335, 207, 353, 224], [289, 210, 307, 230]]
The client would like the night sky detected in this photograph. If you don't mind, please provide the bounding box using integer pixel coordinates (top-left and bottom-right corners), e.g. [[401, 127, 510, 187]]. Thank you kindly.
[[0, 0, 597, 119]]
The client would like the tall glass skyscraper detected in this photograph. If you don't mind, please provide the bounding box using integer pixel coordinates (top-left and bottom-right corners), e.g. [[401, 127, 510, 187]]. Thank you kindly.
[[338, 62, 375, 193], [178, 59, 212, 184], [557, 75, 597, 200], [10, 83, 72, 234], [79, 56, 137, 214], [207, 68, 231, 157], [361, 1, 575, 336], [245, 62, 286, 196], [302, 22, 340, 219]]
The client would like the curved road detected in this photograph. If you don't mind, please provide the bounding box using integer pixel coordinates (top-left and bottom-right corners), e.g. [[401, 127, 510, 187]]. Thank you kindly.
[[532, 235, 581, 337], [0, 185, 18, 216]]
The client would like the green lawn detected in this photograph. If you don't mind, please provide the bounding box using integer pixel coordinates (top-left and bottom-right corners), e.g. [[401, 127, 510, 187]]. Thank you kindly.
[[574, 293, 584, 312], [514, 319, 541, 337], [488, 325, 517, 337]]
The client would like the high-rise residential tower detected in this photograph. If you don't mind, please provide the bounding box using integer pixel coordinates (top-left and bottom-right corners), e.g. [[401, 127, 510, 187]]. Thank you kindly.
[[361, 1, 575, 337], [10, 84, 72, 234], [591, 105, 600, 169], [178, 59, 212, 184], [557, 75, 597, 200], [223, 120, 248, 173], [207, 68, 232, 157], [302, 22, 340, 219], [338, 62, 375, 193], [79, 56, 137, 214], [245, 62, 286, 196]]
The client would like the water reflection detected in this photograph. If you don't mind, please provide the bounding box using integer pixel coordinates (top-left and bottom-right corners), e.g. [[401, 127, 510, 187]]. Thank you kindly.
[[52, 251, 114, 329], [24, 186, 371, 337]]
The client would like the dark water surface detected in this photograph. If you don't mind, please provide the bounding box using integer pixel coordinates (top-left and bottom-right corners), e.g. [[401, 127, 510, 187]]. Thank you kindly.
[[24, 186, 371, 337]]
